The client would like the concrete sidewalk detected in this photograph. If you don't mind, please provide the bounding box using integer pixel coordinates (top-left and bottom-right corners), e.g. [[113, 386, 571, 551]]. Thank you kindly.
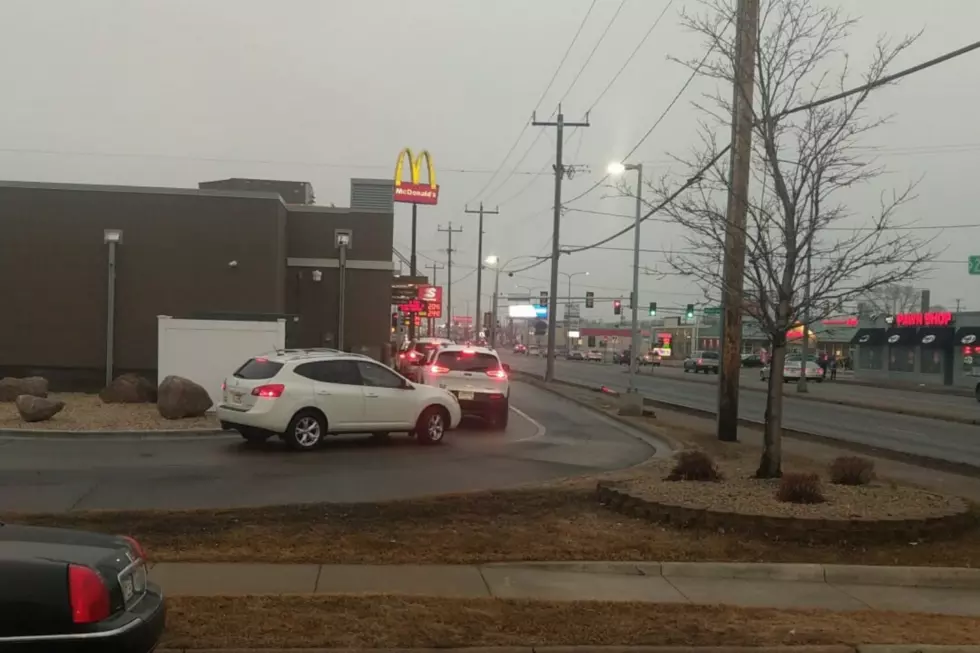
[[150, 561, 980, 616]]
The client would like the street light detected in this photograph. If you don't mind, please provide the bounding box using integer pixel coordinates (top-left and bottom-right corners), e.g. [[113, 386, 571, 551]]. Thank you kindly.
[[485, 254, 544, 347], [558, 271, 589, 353], [608, 160, 644, 415]]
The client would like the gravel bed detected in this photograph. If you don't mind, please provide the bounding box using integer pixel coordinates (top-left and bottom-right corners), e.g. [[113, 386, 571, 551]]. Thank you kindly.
[[0, 393, 219, 431], [623, 457, 963, 520]]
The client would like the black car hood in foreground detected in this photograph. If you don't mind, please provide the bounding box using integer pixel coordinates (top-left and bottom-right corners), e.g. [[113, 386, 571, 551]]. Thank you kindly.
[[0, 523, 129, 567]]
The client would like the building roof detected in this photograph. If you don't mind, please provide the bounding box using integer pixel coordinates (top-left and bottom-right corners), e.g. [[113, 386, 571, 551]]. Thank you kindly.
[[0, 179, 284, 202]]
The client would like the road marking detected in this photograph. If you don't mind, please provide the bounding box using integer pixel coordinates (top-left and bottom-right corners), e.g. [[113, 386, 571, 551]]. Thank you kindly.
[[509, 406, 547, 442]]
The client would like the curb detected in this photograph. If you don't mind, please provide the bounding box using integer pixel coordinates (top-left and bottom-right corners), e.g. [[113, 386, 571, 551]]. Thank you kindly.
[[0, 427, 228, 439], [657, 372, 980, 426], [514, 373, 683, 453], [482, 560, 980, 589]]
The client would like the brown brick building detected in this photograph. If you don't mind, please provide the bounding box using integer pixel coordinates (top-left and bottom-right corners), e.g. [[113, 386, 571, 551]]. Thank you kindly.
[[0, 180, 393, 389]]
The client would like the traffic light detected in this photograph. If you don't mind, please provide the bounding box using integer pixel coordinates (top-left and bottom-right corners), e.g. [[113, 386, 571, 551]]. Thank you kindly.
[[483, 311, 493, 329], [585, 291, 594, 308], [649, 302, 657, 316], [629, 292, 635, 310], [686, 304, 695, 319], [613, 300, 622, 315], [391, 312, 399, 329], [540, 290, 549, 308]]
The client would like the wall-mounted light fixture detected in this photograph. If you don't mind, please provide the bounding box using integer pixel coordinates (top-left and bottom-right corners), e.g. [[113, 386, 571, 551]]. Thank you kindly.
[[312, 269, 322, 282]]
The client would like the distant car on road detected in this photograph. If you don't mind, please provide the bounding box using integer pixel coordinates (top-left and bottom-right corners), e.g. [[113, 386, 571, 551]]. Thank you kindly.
[[683, 350, 720, 374], [761, 355, 824, 383], [217, 350, 461, 450], [418, 345, 510, 429], [586, 350, 603, 362], [566, 350, 585, 361], [0, 524, 164, 652], [741, 353, 765, 368], [640, 351, 662, 367], [513, 343, 528, 355]]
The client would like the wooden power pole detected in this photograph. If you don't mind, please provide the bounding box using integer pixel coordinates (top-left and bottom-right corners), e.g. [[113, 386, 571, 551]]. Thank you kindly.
[[717, 0, 761, 442]]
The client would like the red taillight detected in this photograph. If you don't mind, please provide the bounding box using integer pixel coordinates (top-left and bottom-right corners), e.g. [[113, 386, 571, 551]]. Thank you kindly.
[[221, 381, 226, 391], [252, 383, 285, 398], [399, 353, 406, 359], [68, 565, 111, 624], [255, 357, 268, 363], [698, 359, 703, 365], [486, 368, 507, 380], [408, 351, 420, 359], [121, 535, 147, 562], [429, 365, 450, 374]]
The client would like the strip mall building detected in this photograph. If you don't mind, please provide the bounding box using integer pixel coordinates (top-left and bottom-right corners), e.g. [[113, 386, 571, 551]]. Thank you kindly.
[[850, 310, 980, 393]]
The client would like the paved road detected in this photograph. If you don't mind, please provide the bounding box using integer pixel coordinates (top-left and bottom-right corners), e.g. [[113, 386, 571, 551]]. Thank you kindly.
[[643, 363, 980, 421], [505, 355, 980, 469], [0, 382, 659, 513]]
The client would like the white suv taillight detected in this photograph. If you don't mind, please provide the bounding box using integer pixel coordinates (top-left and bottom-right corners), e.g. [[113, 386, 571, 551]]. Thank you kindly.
[[486, 368, 507, 380], [69, 565, 111, 624], [252, 383, 285, 398]]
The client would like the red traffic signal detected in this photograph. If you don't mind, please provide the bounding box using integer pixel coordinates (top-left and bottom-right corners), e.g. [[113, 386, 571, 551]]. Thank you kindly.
[[613, 300, 622, 316]]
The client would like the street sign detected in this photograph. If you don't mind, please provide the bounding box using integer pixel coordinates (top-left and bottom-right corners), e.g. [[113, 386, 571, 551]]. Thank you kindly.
[[703, 306, 721, 316], [969, 256, 980, 275]]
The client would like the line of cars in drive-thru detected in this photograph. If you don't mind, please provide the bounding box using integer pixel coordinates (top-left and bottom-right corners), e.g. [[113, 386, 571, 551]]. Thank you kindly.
[[215, 338, 512, 451]]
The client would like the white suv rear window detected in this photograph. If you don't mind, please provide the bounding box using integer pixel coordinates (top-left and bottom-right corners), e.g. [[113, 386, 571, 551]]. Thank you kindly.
[[234, 358, 284, 379], [436, 351, 499, 372]]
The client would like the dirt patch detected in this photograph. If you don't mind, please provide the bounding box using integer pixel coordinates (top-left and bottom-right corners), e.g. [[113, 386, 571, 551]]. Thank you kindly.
[[625, 458, 964, 520], [11, 488, 980, 566], [162, 595, 980, 649], [0, 393, 218, 431]]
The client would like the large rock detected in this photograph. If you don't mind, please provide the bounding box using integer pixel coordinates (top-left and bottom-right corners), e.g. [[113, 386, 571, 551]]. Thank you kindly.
[[15, 395, 65, 422], [99, 373, 157, 404], [157, 375, 213, 420], [0, 376, 49, 402]]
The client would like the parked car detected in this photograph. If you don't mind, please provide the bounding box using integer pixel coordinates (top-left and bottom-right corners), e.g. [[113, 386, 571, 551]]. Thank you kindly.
[[683, 350, 720, 374], [418, 345, 510, 429], [585, 350, 603, 362], [741, 353, 765, 368], [396, 337, 455, 382], [0, 524, 164, 652], [760, 355, 824, 383], [613, 349, 628, 365], [566, 350, 585, 361], [217, 350, 461, 450]]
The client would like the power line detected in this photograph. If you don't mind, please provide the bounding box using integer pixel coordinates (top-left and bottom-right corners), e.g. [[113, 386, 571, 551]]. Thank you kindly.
[[564, 36, 980, 256], [558, 0, 628, 104], [588, 0, 676, 112], [465, 0, 598, 206]]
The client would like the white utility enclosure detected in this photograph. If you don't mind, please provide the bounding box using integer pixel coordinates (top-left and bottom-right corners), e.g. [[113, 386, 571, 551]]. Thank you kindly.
[[157, 316, 287, 410]]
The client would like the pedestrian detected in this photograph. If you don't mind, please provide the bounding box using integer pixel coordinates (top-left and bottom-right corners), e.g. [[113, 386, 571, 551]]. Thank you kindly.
[[830, 357, 838, 381]]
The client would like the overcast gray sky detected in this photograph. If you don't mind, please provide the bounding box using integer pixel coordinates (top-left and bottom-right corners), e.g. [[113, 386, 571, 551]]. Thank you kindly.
[[1, 0, 977, 318]]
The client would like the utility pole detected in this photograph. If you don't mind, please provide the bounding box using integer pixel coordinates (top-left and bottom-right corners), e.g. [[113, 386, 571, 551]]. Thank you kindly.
[[409, 203, 418, 342], [426, 261, 445, 336], [438, 222, 463, 340], [716, 0, 760, 442], [533, 104, 590, 382], [465, 203, 498, 338]]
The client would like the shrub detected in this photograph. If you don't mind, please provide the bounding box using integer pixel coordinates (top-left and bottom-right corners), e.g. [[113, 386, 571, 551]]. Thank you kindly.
[[828, 456, 875, 486], [776, 473, 825, 504], [666, 450, 722, 482]]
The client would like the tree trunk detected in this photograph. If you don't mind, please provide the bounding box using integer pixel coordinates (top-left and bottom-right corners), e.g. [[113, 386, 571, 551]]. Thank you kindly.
[[757, 337, 785, 478]]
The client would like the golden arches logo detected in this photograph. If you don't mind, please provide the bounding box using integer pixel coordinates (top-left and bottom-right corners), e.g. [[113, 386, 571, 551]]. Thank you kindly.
[[393, 148, 439, 205]]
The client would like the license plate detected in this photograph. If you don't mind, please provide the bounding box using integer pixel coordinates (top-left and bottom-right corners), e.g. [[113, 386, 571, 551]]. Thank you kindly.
[[120, 563, 146, 603], [458, 391, 474, 400], [231, 391, 245, 404]]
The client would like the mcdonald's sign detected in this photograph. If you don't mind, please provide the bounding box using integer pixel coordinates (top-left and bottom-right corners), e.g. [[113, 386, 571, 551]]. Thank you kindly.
[[393, 148, 439, 205]]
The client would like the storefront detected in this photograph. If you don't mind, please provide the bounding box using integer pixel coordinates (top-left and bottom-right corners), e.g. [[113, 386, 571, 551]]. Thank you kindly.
[[851, 310, 980, 390]]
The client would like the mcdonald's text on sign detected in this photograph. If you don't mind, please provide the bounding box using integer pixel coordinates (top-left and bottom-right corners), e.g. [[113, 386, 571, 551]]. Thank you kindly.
[[394, 148, 439, 205]]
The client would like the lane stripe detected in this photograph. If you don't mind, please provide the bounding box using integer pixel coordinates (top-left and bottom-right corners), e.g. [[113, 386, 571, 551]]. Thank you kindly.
[[509, 405, 547, 442]]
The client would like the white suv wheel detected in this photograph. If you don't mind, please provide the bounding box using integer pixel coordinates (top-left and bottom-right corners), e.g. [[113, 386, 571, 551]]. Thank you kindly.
[[286, 411, 324, 451], [417, 407, 446, 445]]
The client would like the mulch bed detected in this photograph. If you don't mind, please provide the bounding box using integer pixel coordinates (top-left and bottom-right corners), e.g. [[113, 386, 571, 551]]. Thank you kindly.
[[0, 393, 218, 431]]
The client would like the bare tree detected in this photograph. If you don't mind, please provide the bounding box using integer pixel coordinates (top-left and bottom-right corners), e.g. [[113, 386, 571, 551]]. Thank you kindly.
[[862, 284, 922, 316], [645, 0, 933, 477]]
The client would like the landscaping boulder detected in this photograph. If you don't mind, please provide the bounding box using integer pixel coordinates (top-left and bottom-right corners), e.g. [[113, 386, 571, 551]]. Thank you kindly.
[[157, 375, 213, 420], [0, 376, 49, 402], [99, 373, 157, 404], [15, 395, 65, 422]]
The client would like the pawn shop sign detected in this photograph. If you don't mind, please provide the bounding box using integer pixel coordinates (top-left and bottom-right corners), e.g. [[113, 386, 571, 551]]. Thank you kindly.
[[393, 148, 439, 205]]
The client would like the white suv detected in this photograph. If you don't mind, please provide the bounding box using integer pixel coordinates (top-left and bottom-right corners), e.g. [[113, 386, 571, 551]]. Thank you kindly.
[[217, 350, 461, 451], [418, 345, 510, 429]]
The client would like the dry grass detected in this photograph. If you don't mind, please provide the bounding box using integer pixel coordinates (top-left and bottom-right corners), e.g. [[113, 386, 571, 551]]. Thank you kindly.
[[625, 458, 960, 518], [0, 393, 218, 431], [162, 595, 980, 649], [10, 488, 980, 567]]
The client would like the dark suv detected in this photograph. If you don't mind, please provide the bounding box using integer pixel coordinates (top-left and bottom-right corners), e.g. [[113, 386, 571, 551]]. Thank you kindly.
[[684, 350, 720, 374]]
